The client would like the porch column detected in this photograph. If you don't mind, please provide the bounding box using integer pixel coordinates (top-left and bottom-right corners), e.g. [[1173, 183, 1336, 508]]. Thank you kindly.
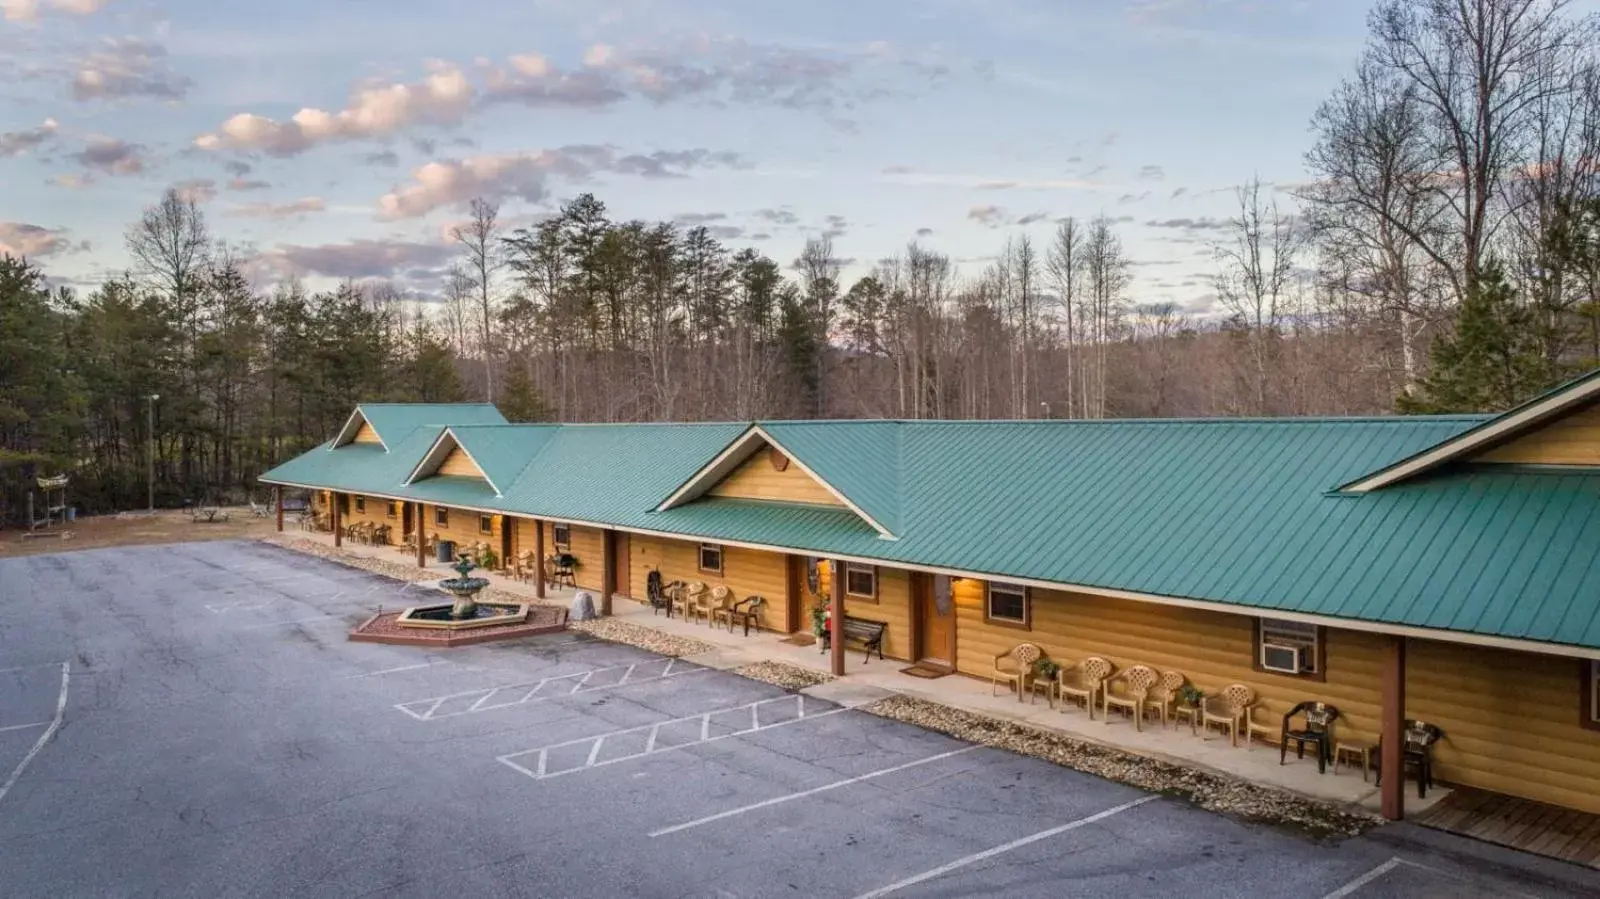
[[1380, 634, 1407, 821], [600, 529, 616, 616], [274, 486, 283, 533], [414, 503, 426, 568], [830, 559, 846, 677], [332, 494, 342, 548], [534, 520, 546, 599]]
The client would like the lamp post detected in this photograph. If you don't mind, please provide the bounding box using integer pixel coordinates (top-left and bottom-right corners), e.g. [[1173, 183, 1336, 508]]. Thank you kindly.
[[145, 394, 160, 514]]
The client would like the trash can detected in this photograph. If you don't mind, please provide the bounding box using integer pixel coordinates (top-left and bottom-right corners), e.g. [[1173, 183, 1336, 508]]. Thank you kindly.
[[65, 507, 76, 523], [436, 539, 454, 563]]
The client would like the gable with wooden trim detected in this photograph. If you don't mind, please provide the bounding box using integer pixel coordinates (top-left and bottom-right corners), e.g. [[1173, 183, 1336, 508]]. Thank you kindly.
[[656, 425, 895, 538], [707, 443, 844, 506], [1473, 402, 1600, 466], [406, 428, 502, 495]]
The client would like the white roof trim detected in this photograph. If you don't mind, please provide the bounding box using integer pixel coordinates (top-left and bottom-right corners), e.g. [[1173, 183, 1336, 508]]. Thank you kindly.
[[330, 407, 387, 452], [259, 474, 1600, 661], [1341, 375, 1600, 493], [403, 427, 503, 496], [654, 425, 896, 539]]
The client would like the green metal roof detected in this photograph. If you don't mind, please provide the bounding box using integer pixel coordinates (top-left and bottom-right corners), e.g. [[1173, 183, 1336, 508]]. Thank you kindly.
[[262, 405, 1600, 652], [353, 403, 505, 448], [447, 425, 559, 492]]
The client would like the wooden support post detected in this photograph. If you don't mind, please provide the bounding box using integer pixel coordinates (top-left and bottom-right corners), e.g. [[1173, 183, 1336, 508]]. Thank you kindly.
[[600, 529, 616, 617], [274, 486, 283, 533], [332, 495, 342, 548], [414, 503, 426, 568], [1380, 634, 1406, 821], [830, 559, 846, 677], [534, 520, 546, 599]]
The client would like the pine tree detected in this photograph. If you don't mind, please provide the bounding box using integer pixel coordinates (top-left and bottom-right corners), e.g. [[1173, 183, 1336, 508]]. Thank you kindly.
[[1400, 261, 1544, 413], [499, 366, 551, 422]]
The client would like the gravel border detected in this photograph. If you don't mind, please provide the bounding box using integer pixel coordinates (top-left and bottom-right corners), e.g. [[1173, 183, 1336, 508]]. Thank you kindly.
[[566, 618, 716, 657], [733, 661, 835, 691], [862, 695, 1382, 841]]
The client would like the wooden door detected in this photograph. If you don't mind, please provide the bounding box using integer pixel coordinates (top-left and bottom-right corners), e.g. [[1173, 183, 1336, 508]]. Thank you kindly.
[[402, 503, 414, 538], [611, 532, 631, 599], [785, 554, 804, 633], [914, 572, 956, 669]]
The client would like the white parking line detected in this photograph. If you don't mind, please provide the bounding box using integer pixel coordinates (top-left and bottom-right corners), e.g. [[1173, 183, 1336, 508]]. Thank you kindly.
[[851, 794, 1160, 899], [0, 661, 69, 810], [650, 746, 982, 837], [238, 615, 338, 630], [0, 722, 50, 734], [1320, 858, 1403, 899], [343, 661, 446, 679], [395, 658, 703, 721]]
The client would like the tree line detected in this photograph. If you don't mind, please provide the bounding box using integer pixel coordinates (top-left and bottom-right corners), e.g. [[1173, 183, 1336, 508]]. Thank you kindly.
[[3, 0, 1599, 523]]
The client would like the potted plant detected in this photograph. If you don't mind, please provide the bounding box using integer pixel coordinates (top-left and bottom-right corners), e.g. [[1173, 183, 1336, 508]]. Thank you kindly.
[[1178, 683, 1204, 709], [1033, 657, 1061, 681], [809, 595, 829, 637]]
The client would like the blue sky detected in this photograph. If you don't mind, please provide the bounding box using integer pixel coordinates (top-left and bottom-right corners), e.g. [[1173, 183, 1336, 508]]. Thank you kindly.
[[0, 0, 1377, 312]]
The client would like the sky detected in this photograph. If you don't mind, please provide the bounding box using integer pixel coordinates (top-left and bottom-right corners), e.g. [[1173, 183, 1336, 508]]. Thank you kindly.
[[0, 0, 1381, 313]]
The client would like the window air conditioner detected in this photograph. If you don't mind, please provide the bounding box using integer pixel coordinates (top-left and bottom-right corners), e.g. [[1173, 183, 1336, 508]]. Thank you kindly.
[[1260, 642, 1304, 674]]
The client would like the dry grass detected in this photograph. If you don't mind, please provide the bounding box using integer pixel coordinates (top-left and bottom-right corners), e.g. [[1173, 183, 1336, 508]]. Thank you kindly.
[[0, 510, 278, 558]]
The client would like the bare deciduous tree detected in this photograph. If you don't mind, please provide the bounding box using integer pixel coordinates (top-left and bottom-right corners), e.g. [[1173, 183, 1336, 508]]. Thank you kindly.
[[453, 198, 501, 402], [1214, 178, 1302, 414]]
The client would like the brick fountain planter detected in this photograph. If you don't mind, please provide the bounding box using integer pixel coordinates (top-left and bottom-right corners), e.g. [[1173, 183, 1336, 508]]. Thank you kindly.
[[349, 556, 568, 647]]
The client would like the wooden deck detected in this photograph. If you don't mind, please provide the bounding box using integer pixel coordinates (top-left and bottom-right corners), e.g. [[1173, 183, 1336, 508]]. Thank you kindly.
[[1414, 787, 1600, 868]]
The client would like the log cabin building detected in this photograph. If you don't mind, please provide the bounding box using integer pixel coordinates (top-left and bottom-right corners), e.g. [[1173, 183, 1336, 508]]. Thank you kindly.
[[261, 376, 1600, 821]]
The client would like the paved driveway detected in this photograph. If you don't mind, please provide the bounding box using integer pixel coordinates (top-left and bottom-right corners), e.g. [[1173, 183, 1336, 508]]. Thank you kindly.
[[1, 541, 1596, 898]]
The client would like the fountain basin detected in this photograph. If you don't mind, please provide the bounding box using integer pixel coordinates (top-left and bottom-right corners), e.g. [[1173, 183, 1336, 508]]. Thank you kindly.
[[396, 600, 530, 630]]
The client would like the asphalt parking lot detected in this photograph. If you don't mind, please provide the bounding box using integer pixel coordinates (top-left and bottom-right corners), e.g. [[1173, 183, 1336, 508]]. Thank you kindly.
[[2, 540, 1598, 898]]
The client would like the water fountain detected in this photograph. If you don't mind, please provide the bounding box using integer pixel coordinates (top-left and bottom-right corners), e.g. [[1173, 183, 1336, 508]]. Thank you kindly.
[[395, 556, 531, 629]]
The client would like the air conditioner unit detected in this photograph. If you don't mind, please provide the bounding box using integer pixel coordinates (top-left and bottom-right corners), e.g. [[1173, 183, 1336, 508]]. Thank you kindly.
[[1260, 642, 1305, 674]]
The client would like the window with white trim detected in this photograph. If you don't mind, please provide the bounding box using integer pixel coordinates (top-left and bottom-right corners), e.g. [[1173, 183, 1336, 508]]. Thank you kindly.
[[1257, 618, 1321, 676], [434, 507, 449, 527], [698, 543, 724, 574], [478, 515, 493, 536], [386, 502, 397, 519], [845, 563, 877, 599], [552, 523, 571, 548], [354, 496, 366, 514], [985, 582, 1029, 627]]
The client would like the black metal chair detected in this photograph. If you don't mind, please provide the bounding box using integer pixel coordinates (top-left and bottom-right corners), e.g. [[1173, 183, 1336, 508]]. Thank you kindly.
[[1376, 720, 1443, 798], [1280, 701, 1340, 773], [646, 570, 669, 616]]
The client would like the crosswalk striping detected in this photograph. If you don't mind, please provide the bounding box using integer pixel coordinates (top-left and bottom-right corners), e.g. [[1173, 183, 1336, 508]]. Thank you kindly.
[[498, 694, 844, 780]]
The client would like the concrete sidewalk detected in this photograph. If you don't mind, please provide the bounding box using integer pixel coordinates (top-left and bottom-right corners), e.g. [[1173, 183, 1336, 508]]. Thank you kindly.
[[284, 529, 1443, 817]]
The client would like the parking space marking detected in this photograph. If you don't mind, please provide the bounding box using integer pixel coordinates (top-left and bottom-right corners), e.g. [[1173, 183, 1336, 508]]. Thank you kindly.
[[238, 614, 340, 630], [345, 661, 449, 679], [0, 722, 50, 735], [0, 661, 69, 810], [498, 694, 844, 780], [851, 794, 1160, 899], [395, 658, 705, 721], [650, 745, 982, 837], [1317, 857, 1541, 899], [1320, 858, 1404, 899]]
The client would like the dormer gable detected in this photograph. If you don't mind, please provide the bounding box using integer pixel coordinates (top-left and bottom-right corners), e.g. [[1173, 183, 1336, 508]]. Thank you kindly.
[[406, 428, 501, 495]]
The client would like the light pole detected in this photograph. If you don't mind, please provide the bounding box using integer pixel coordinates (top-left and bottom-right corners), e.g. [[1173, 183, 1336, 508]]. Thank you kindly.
[[146, 394, 159, 514], [1039, 401, 1051, 419]]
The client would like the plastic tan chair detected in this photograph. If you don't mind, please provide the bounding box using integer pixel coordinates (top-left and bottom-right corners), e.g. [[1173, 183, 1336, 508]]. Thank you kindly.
[[1245, 699, 1277, 750], [1201, 683, 1255, 747], [1103, 665, 1159, 730], [706, 586, 735, 629], [991, 643, 1042, 702], [680, 582, 709, 623], [1146, 670, 1185, 729], [1057, 657, 1112, 718]]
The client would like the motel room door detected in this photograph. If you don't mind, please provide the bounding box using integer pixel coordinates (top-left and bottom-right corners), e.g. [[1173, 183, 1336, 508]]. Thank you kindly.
[[610, 532, 630, 598], [914, 572, 956, 670]]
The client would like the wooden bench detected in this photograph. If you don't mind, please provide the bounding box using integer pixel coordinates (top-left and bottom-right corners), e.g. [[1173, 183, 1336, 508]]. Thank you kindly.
[[820, 616, 888, 663]]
